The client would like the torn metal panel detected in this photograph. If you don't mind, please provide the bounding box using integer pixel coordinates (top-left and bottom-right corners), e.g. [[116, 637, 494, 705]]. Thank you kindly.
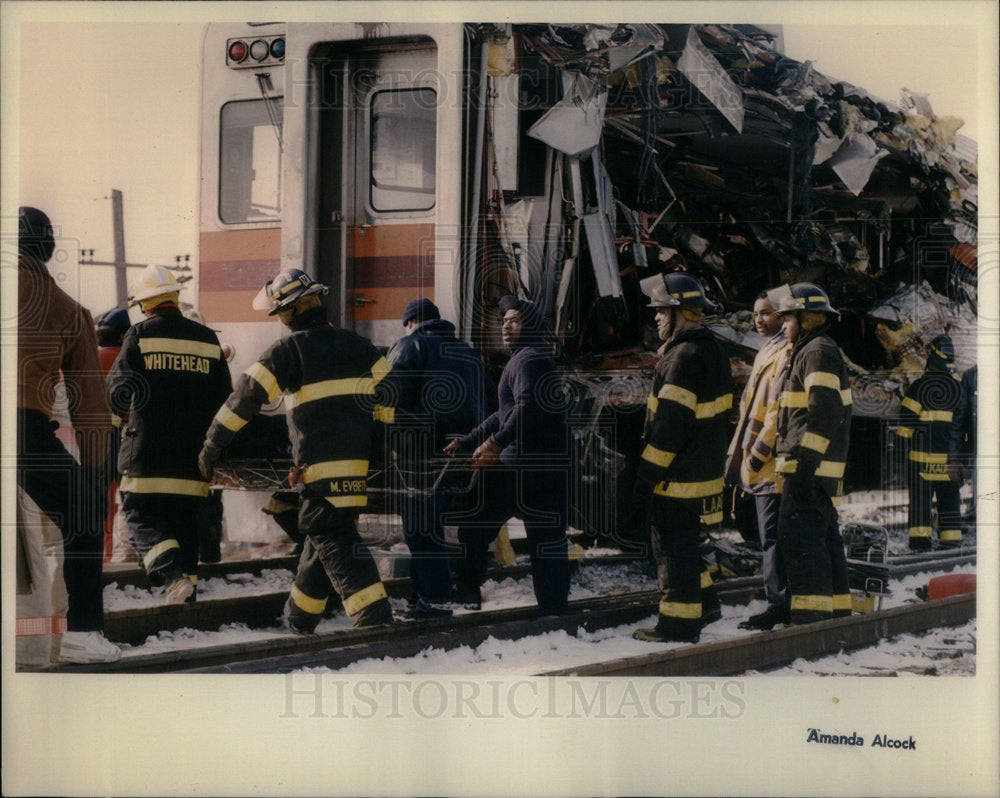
[[527, 72, 608, 156], [829, 133, 889, 196], [676, 26, 745, 133]]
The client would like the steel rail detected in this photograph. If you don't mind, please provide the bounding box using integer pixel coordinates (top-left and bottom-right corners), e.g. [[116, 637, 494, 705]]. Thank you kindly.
[[540, 593, 976, 677]]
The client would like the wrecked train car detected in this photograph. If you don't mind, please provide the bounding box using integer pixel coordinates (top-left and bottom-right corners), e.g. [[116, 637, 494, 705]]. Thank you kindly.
[[199, 22, 977, 538]]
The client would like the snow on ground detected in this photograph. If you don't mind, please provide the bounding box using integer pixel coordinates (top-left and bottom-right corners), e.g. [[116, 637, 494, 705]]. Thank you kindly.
[[102, 490, 977, 674], [107, 556, 975, 676]]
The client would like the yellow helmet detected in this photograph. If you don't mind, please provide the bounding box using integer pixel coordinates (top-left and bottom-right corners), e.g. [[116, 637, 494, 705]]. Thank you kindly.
[[129, 264, 185, 305]]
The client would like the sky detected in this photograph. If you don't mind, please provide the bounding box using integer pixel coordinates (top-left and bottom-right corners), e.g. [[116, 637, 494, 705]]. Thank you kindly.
[[2, 2, 996, 319]]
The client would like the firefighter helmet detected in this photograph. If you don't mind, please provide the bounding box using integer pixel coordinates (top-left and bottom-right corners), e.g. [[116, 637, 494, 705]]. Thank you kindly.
[[129, 264, 186, 305], [18, 206, 56, 262], [252, 268, 328, 315], [925, 334, 956, 372], [775, 282, 840, 320], [641, 271, 716, 310]]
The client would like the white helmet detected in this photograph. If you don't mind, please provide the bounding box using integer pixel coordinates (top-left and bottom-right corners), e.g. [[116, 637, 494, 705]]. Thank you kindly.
[[129, 264, 186, 305]]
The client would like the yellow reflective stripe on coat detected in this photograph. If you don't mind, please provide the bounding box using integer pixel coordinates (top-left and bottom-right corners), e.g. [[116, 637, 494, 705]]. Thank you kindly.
[[909, 450, 947, 464], [657, 383, 697, 411], [659, 601, 702, 619], [700, 570, 713, 589], [920, 409, 953, 422], [779, 390, 808, 408], [215, 404, 250, 433], [791, 594, 833, 613], [832, 593, 851, 611], [290, 584, 328, 615], [143, 538, 180, 570], [374, 405, 396, 424], [700, 510, 723, 525], [370, 356, 392, 387], [641, 444, 675, 470], [803, 371, 841, 393], [908, 526, 932, 538], [695, 393, 732, 418], [119, 476, 211, 497], [302, 459, 369, 483], [246, 362, 282, 402], [901, 396, 922, 414], [800, 431, 830, 454], [655, 477, 723, 499], [112, 414, 123, 428], [940, 528, 962, 542], [342, 582, 388, 616], [774, 458, 845, 478], [286, 376, 373, 409], [646, 394, 659, 414], [138, 337, 221, 359], [895, 425, 915, 439]]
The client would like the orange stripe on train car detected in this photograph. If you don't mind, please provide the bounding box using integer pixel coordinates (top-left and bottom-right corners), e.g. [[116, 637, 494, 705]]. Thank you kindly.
[[352, 223, 435, 259], [200, 289, 266, 323]]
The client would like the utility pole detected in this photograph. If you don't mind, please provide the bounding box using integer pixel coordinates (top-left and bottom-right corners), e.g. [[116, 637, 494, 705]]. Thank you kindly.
[[80, 189, 154, 307]]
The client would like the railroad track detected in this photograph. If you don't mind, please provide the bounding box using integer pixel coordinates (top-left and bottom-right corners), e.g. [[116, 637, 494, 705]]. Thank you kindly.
[[34, 543, 972, 675]]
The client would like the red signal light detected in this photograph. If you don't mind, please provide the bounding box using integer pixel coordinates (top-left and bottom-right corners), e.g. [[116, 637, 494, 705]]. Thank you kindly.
[[228, 40, 248, 63]]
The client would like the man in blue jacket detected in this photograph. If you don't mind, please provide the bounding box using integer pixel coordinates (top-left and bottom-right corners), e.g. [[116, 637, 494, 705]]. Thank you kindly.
[[387, 298, 489, 617], [444, 296, 570, 616]]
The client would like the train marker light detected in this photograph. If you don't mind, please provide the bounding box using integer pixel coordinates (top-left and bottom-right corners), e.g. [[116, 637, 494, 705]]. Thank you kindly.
[[228, 40, 248, 63], [249, 39, 270, 61], [270, 38, 285, 60]]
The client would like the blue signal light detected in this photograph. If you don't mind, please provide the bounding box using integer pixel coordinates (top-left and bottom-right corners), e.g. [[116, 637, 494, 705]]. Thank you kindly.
[[270, 38, 285, 60]]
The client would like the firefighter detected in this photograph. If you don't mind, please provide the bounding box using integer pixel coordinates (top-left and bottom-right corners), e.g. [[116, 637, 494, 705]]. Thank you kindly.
[[897, 336, 964, 550], [632, 272, 733, 644], [17, 206, 120, 662], [198, 269, 395, 631], [387, 298, 489, 617], [108, 264, 233, 603], [726, 287, 793, 630], [444, 297, 571, 616], [773, 282, 852, 624]]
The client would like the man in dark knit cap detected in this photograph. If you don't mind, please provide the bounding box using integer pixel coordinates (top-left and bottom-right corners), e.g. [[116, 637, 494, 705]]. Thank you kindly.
[[387, 298, 489, 616], [444, 296, 570, 616]]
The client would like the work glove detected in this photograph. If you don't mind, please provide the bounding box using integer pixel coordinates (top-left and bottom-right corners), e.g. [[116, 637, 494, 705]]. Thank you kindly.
[[746, 452, 765, 473], [198, 441, 225, 480], [470, 436, 502, 469]]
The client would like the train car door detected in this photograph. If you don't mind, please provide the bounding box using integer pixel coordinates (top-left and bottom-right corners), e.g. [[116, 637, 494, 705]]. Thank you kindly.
[[313, 39, 438, 349]]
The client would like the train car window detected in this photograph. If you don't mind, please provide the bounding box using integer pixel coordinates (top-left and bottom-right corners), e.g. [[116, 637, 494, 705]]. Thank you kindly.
[[369, 88, 436, 212], [219, 99, 283, 223]]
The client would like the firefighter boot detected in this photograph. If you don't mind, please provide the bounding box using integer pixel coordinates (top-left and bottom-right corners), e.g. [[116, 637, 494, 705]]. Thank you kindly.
[[352, 597, 394, 628], [739, 605, 790, 631], [633, 614, 700, 644], [164, 575, 196, 605], [284, 594, 320, 635]]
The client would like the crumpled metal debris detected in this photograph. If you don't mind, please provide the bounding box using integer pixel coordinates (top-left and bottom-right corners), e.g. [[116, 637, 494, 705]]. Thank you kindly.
[[496, 23, 977, 416]]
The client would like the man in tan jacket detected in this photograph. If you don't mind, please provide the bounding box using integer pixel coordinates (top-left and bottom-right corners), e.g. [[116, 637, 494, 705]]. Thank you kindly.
[[725, 287, 792, 630], [17, 206, 120, 663]]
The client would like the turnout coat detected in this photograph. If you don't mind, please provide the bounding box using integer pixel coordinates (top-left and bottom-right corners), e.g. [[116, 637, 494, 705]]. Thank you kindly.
[[774, 328, 852, 500], [108, 307, 232, 496], [205, 308, 396, 508], [637, 327, 733, 524]]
